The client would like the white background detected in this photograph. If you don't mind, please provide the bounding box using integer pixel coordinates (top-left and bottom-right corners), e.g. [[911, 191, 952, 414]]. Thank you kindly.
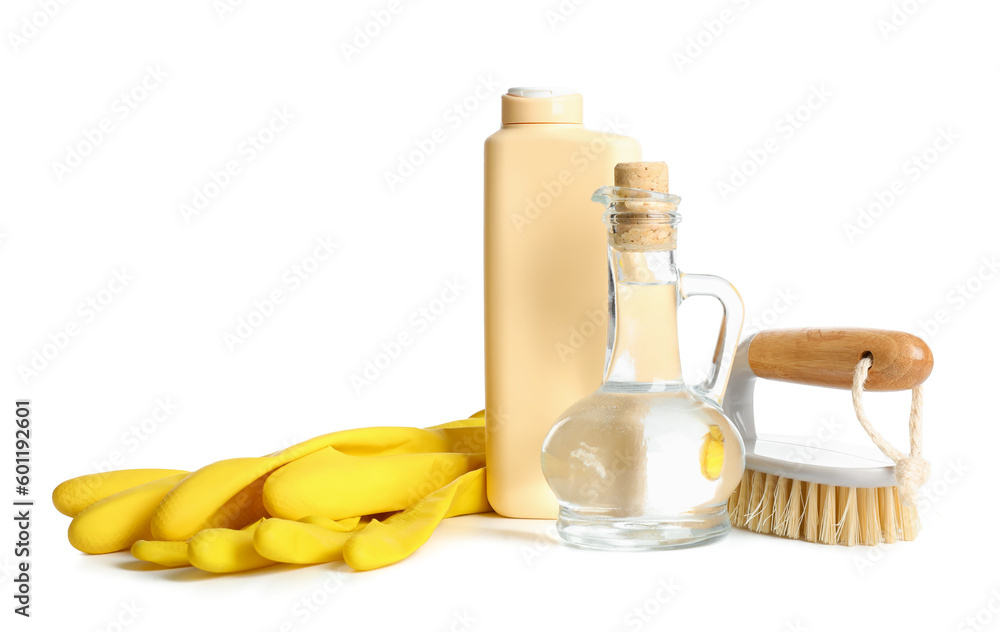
[[3, 0, 999, 630]]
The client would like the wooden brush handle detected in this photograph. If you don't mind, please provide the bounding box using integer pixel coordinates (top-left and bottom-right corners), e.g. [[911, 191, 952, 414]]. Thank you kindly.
[[747, 328, 933, 391]]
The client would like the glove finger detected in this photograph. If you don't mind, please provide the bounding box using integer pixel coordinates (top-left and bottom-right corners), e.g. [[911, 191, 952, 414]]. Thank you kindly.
[[252, 518, 354, 564], [68, 473, 188, 554], [153, 426, 482, 541], [263, 448, 484, 521], [187, 520, 274, 573], [130, 540, 190, 567], [54, 469, 188, 517], [343, 468, 488, 571]]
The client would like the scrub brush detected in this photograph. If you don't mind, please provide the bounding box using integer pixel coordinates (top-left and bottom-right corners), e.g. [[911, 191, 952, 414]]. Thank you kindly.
[[722, 328, 933, 546]]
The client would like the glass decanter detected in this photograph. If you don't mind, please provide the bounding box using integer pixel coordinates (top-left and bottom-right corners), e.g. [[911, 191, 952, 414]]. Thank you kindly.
[[541, 185, 746, 550]]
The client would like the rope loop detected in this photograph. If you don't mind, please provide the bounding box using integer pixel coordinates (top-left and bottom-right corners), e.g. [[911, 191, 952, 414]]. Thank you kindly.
[[851, 355, 928, 506]]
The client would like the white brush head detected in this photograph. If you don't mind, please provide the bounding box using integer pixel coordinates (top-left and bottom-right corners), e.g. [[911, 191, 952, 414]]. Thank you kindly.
[[744, 436, 896, 487]]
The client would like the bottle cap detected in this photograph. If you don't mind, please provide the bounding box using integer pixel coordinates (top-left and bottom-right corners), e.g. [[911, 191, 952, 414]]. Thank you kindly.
[[501, 87, 583, 125]]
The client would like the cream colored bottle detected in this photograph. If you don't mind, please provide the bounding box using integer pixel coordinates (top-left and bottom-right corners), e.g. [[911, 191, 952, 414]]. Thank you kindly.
[[484, 88, 642, 519]]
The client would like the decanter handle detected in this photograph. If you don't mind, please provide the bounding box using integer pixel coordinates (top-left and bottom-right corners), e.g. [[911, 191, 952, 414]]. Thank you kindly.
[[679, 273, 745, 405]]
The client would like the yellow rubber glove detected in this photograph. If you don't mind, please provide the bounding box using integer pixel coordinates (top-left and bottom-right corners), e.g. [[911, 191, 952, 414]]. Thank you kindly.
[[68, 473, 189, 554], [187, 519, 274, 573], [152, 424, 483, 541], [53, 469, 188, 517], [54, 416, 484, 526], [186, 418, 488, 571], [343, 467, 489, 571], [130, 540, 190, 567], [131, 516, 363, 572], [252, 516, 366, 565], [57, 413, 489, 562], [263, 447, 484, 521]]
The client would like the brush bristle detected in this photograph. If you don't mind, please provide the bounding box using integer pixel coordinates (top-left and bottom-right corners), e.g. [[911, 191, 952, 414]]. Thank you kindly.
[[728, 468, 920, 546]]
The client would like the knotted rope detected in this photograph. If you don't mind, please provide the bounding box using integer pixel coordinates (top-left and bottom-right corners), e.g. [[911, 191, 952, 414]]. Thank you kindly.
[[851, 355, 929, 506]]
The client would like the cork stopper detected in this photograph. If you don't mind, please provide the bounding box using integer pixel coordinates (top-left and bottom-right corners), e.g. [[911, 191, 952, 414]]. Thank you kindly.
[[607, 162, 678, 252], [614, 162, 669, 192]]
